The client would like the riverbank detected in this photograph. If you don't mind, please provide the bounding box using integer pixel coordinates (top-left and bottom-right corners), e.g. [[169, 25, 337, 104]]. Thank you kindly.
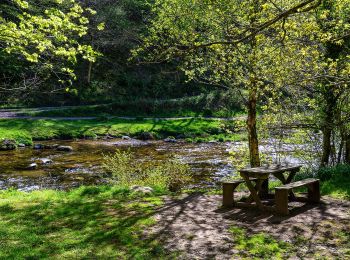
[[0, 117, 245, 146], [0, 185, 349, 259]]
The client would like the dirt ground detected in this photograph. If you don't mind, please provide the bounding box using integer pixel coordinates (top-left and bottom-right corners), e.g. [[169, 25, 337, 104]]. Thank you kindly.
[[149, 193, 350, 259]]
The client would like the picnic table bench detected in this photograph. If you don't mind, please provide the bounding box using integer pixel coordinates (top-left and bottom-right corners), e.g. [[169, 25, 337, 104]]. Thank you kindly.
[[275, 178, 320, 215], [222, 164, 320, 215]]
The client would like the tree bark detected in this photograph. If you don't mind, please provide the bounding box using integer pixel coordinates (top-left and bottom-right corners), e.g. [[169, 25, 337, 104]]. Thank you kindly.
[[320, 92, 336, 167], [345, 134, 350, 164], [87, 61, 92, 85], [247, 87, 260, 167]]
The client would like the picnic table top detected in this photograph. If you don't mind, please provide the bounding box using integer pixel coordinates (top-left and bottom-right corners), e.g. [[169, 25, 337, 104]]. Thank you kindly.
[[239, 164, 302, 175]]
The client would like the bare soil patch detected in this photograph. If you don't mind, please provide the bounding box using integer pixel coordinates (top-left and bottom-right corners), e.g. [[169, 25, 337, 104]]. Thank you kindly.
[[149, 193, 350, 259]]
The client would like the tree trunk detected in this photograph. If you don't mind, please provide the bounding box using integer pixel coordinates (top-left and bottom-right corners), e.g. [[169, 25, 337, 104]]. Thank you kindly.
[[87, 61, 92, 85], [345, 134, 350, 164], [320, 92, 336, 167], [247, 87, 260, 167]]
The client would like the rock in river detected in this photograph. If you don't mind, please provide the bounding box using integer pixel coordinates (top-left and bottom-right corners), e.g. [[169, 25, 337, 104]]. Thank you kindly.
[[0, 139, 17, 151], [164, 137, 177, 143], [34, 144, 59, 150], [34, 144, 43, 150], [40, 158, 53, 165], [56, 145, 73, 152], [27, 163, 38, 170]]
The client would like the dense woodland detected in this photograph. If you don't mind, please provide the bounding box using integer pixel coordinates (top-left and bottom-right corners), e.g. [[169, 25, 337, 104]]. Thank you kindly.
[[0, 0, 209, 106]]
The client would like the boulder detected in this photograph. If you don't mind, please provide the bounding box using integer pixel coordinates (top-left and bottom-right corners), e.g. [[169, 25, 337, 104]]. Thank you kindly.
[[56, 145, 73, 152], [27, 163, 38, 170], [0, 139, 17, 151], [138, 132, 155, 141], [130, 185, 154, 195], [18, 143, 26, 148], [122, 135, 131, 140]]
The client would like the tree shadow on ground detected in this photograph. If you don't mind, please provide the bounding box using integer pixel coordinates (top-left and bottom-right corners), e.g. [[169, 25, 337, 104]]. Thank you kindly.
[[150, 193, 350, 259], [0, 188, 174, 259]]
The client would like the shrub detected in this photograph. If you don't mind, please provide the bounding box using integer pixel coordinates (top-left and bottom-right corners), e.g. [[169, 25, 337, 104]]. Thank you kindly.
[[316, 164, 350, 181], [103, 150, 192, 191]]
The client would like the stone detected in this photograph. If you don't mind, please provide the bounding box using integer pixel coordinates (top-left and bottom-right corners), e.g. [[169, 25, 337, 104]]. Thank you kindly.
[[138, 132, 155, 141], [130, 185, 154, 195], [176, 134, 186, 139], [43, 144, 59, 149], [40, 158, 53, 165], [122, 135, 131, 140], [33, 144, 43, 150], [18, 143, 26, 148], [164, 137, 177, 143], [27, 163, 38, 170], [56, 145, 73, 152], [0, 139, 17, 151], [34, 144, 59, 150]]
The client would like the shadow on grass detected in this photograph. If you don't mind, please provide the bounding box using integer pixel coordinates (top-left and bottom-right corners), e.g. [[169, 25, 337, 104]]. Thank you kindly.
[[0, 187, 171, 259]]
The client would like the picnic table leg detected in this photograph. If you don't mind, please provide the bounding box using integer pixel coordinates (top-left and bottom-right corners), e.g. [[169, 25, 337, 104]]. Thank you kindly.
[[245, 179, 264, 203], [275, 189, 289, 215], [241, 174, 264, 209], [260, 179, 269, 198], [274, 171, 297, 201], [223, 183, 240, 207], [307, 180, 320, 203]]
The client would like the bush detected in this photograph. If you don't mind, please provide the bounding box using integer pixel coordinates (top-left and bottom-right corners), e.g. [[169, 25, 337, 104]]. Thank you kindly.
[[316, 164, 350, 181], [103, 150, 192, 192]]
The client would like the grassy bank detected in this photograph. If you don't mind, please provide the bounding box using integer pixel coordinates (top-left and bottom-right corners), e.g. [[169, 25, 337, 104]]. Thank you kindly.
[[0, 118, 245, 145], [0, 186, 174, 259], [24, 94, 244, 118]]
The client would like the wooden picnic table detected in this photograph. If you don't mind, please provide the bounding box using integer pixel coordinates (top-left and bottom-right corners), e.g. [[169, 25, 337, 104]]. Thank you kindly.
[[238, 164, 302, 210]]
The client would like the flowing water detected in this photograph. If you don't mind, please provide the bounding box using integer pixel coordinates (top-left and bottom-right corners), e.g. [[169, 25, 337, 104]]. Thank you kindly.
[[0, 139, 235, 191], [0, 138, 309, 191]]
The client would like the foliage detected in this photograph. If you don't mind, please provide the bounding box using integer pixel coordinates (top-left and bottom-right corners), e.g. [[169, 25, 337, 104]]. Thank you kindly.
[[0, 185, 174, 259], [317, 164, 350, 181], [134, 0, 325, 166], [0, 0, 100, 87], [103, 150, 192, 191], [316, 164, 350, 199]]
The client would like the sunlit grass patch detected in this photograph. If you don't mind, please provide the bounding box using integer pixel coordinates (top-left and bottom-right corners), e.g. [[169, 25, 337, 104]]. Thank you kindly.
[[0, 186, 171, 259], [229, 226, 293, 259]]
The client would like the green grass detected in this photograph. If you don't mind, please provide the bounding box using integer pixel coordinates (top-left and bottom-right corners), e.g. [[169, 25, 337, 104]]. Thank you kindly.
[[0, 186, 174, 259], [0, 118, 245, 143], [293, 164, 350, 200], [229, 226, 293, 259], [25, 94, 244, 118]]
